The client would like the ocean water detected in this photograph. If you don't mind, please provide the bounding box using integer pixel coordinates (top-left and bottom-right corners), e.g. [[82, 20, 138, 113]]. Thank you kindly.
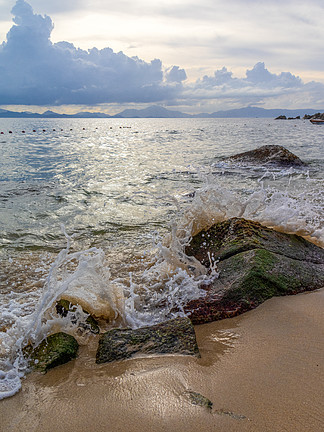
[[0, 117, 323, 399]]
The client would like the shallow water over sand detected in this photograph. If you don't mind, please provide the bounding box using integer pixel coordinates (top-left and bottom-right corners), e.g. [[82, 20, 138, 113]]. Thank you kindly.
[[1, 289, 323, 432]]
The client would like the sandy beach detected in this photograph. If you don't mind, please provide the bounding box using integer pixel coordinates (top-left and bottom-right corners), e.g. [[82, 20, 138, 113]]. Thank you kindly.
[[1, 288, 323, 432]]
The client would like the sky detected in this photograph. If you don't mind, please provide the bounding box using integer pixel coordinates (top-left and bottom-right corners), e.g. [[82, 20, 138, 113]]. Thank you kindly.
[[0, 0, 324, 114]]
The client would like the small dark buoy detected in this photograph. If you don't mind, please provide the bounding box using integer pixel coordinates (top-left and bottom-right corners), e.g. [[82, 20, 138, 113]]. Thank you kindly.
[[9, 131, 12, 133], [33, 130, 36, 132], [83, 127, 85, 130], [22, 131, 25, 133], [53, 129, 56, 131], [61, 129, 63, 131], [1, 132, 4, 134], [43, 129, 46, 132]]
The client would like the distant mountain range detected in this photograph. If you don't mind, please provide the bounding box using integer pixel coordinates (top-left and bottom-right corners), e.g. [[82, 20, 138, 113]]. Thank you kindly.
[[0, 105, 322, 119]]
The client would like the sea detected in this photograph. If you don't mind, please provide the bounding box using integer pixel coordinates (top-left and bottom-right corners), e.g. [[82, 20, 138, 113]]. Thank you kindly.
[[0, 117, 323, 400]]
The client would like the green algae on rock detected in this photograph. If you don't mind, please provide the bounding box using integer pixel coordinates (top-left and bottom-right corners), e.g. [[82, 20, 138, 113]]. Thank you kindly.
[[96, 317, 200, 364], [25, 332, 79, 372], [185, 218, 324, 324]]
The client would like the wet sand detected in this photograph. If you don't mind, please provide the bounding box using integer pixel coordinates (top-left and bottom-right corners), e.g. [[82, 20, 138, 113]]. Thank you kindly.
[[1, 288, 324, 432]]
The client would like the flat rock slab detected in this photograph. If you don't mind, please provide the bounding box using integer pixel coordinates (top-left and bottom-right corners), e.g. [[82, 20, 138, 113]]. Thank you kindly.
[[185, 218, 324, 324], [228, 144, 304, 167], [25, 332, 79, 372], [96, 317, 200, 363]]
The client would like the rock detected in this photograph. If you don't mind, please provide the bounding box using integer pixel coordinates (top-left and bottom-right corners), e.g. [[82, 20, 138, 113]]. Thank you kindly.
[[306, 112, 324, 120], [215, 409, 247, 420], [25, 332, 79, 372], [96, 317, 199, 364], [184, 218, 324, 324], [56, 299, 100, 334], [184, 391, 213, 410], [228, 144, 304, 167], [275, 115, 287, 120]]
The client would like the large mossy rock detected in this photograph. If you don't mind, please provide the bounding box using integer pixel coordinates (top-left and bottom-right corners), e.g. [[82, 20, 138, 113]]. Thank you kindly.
[[228, 145, 304, 167], [25, 332, 79, 372], [184, 218, 324, 324], [96, 317, 199, 364]]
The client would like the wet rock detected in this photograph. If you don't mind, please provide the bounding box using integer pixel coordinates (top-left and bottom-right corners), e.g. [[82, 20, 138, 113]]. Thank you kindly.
[[56, 299, 100, 334], [184, 218, 324, 324], [228, 144, 304, 167], [184, 391, 213, 410], [25, 332, 79, 372], [96, 317, 199, 363]]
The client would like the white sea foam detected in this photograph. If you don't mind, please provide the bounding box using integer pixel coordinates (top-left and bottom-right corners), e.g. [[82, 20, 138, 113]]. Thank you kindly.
[[123, 221, 212, 328], [180, 173, 324, 246]]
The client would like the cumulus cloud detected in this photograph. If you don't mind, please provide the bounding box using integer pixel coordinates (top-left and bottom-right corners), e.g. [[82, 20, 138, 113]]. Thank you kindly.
[[165, 66, 187, 83], [245, 62, 302, 88], [0, 0, 183, 105], [185, 62, 324, 110], [195, 62, 302, 93]]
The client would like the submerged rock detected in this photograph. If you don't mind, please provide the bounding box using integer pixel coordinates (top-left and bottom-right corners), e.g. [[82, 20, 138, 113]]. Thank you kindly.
[[184, 391, 213, 410], [184, 218, 324, 324], [96, 317, 199, 363], [228, 144, 304, 167], [25, 332, 79, 372], [215, 409, 247, 420]]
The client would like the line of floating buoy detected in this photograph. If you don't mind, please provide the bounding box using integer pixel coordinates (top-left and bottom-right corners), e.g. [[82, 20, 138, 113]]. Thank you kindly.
[[0, 126, 132, 134]]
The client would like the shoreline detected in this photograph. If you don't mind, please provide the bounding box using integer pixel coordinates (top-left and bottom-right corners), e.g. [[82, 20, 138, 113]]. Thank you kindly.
[[1, 288, 324, 431]]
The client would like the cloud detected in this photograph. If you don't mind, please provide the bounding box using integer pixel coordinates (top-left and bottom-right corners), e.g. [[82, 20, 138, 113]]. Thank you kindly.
[[0, 1, 323, 111], [191, 62, 304, 100], [183, 62, 324, 110], [0, 0, 183, 105], [165, 66, 187, 83], [245, 62, 302, 87]]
